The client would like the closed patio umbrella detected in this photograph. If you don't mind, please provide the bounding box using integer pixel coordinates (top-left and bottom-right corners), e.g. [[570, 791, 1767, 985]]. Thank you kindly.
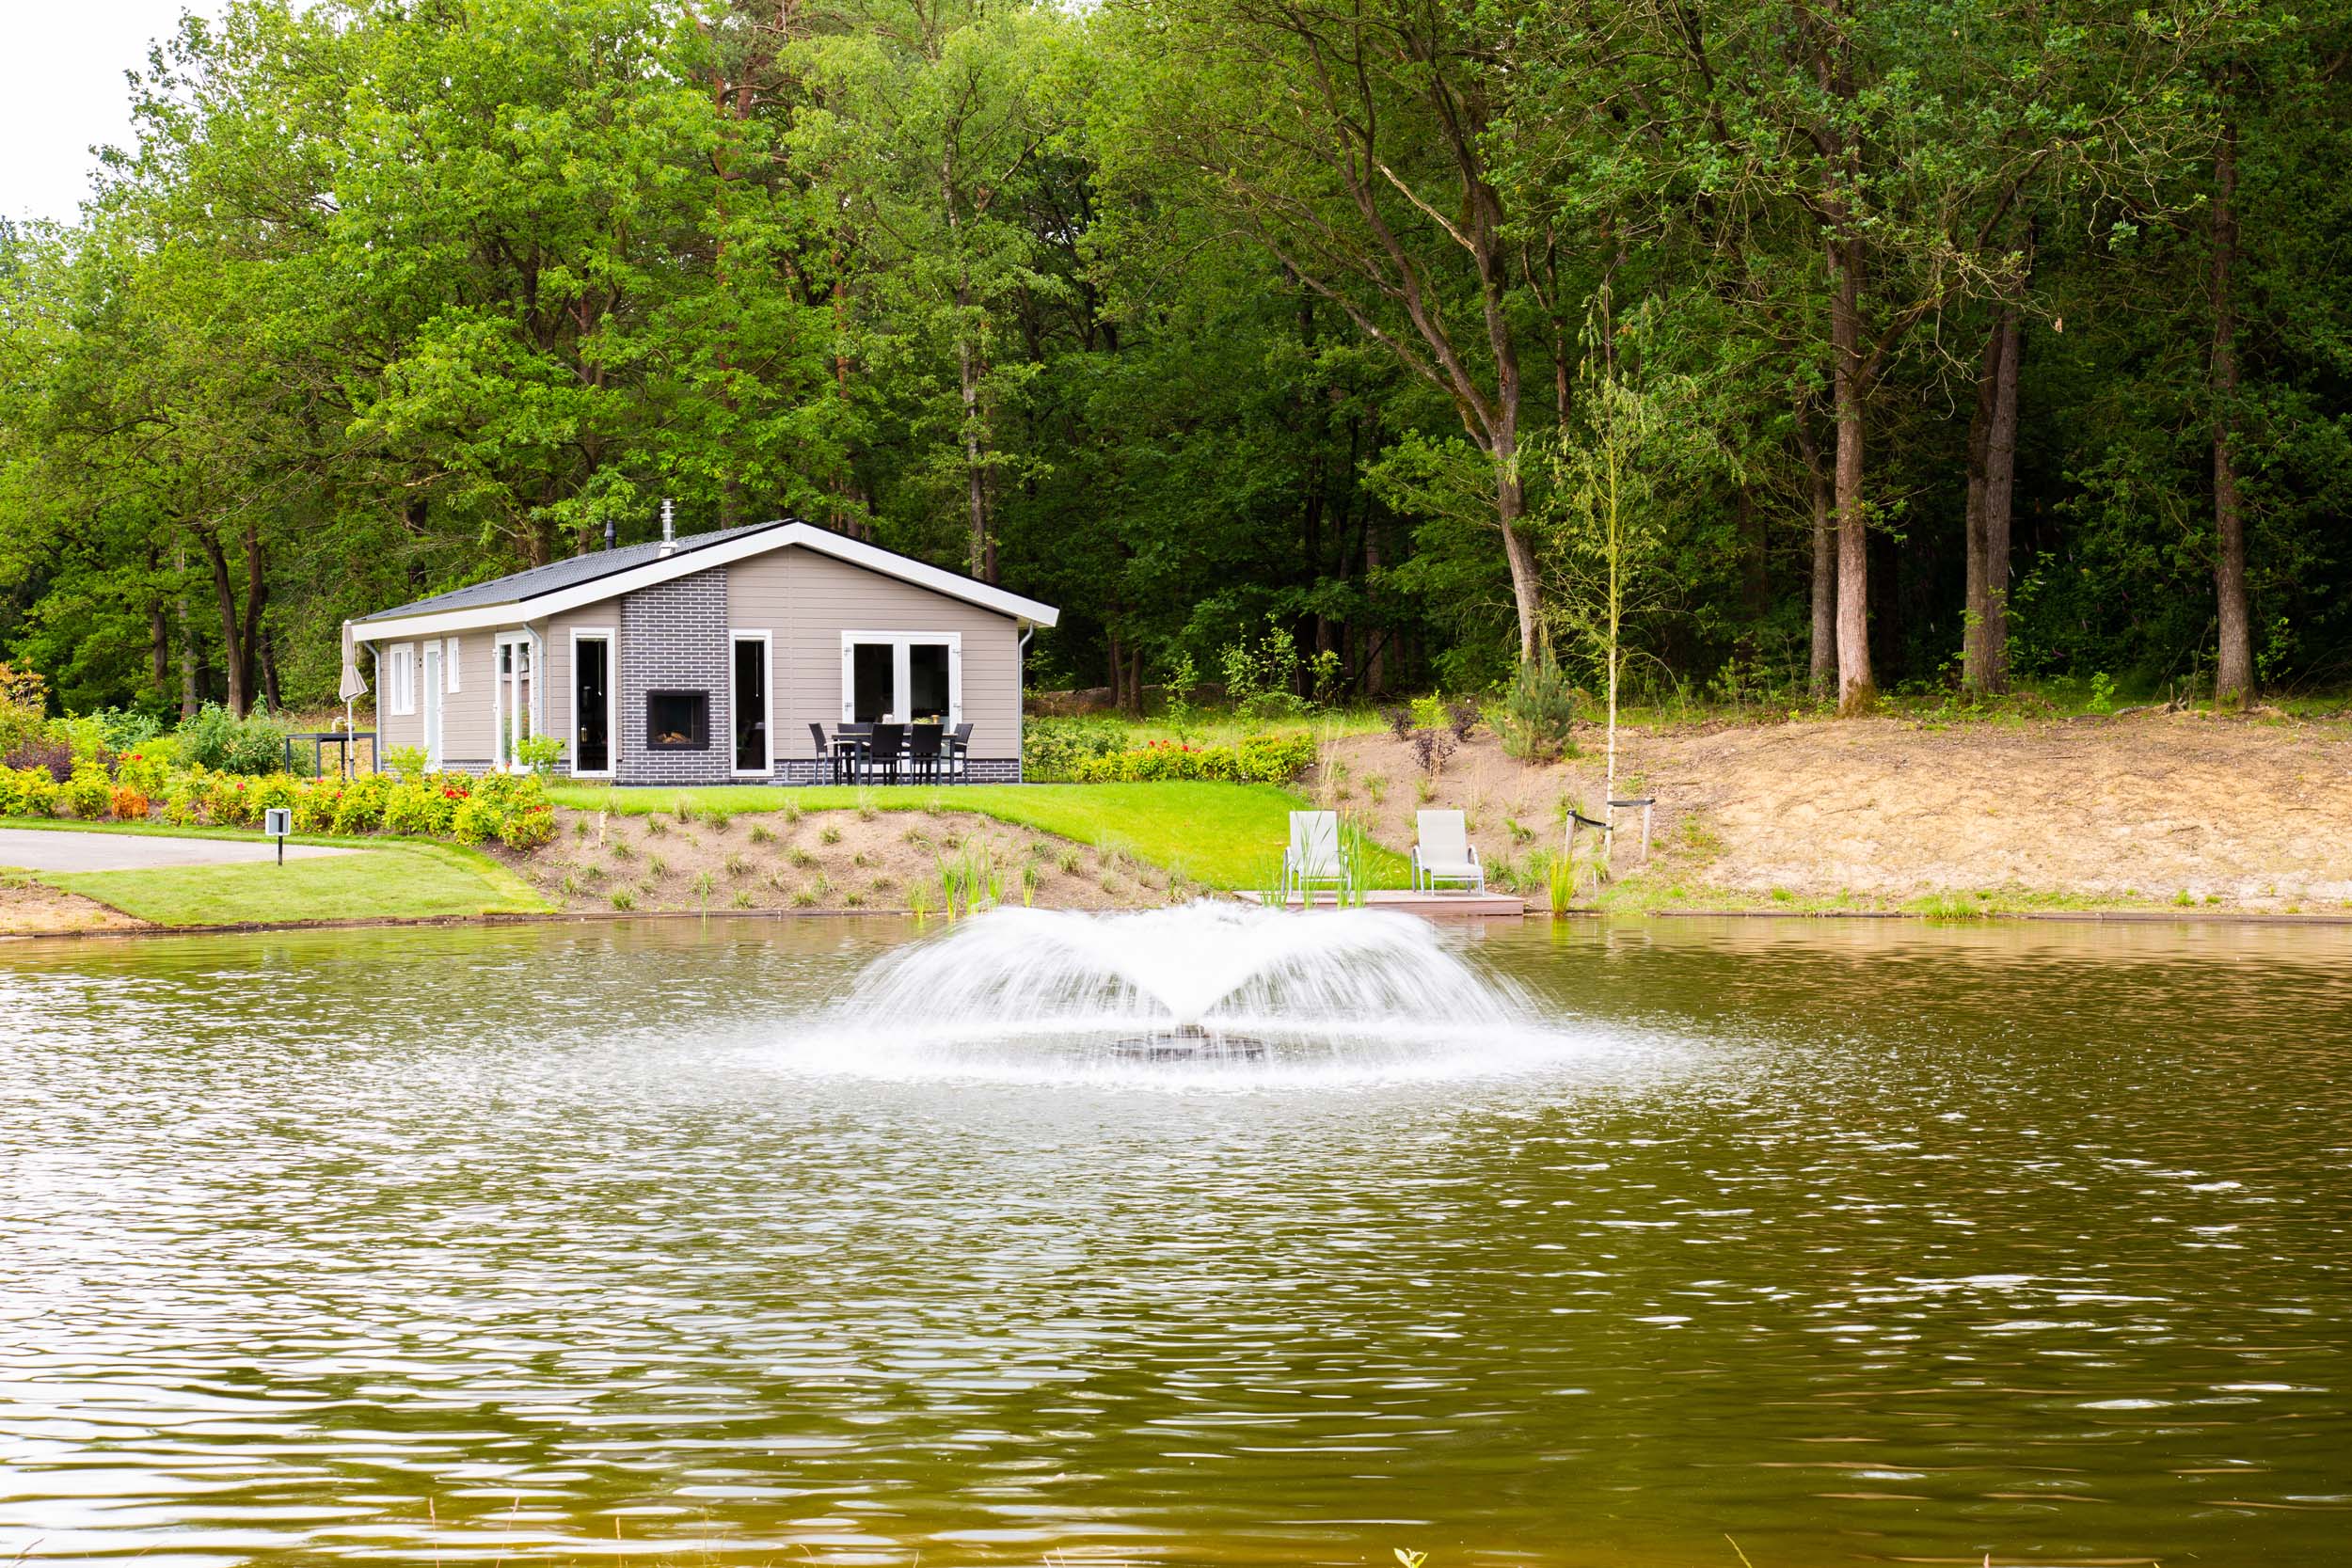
[[339, 622, 370, 774]]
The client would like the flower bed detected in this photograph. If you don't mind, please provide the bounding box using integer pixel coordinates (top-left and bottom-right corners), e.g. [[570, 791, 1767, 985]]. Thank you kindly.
[[2, 759, 554, 852]]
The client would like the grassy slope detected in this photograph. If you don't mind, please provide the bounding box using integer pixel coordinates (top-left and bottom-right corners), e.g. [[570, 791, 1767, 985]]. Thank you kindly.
[[31, 838, 548, 926], [548, 782, 1412, 890]]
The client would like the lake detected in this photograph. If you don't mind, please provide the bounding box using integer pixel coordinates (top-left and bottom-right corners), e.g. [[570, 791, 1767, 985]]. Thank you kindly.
[[2, 913, 2346, 1566]]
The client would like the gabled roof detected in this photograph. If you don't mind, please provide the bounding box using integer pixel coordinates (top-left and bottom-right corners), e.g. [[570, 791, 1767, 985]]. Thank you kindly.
[[350, 519, 1058, 639]]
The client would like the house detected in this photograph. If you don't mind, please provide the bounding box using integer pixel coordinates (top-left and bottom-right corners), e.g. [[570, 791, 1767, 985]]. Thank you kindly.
[[347, 518, 1058, 784]]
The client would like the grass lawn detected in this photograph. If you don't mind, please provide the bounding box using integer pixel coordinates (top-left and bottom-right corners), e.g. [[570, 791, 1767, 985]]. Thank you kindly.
[[548, 781, 1411, 890], [31, 837, 548, 927]]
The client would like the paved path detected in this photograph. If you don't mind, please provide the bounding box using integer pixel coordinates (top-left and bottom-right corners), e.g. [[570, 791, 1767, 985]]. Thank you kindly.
[[0, 828, 357, 873]]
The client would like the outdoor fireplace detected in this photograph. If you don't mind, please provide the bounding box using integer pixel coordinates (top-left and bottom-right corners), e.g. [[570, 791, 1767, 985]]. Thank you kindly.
[[645, 690, 709, 751]]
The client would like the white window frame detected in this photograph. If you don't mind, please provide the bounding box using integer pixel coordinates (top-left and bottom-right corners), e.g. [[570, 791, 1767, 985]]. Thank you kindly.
[[729, 629, 773, 777], [387, 643, 416, 716], [444, 637, 462, 693], [840, 630, 961, 728], [420, 641, 444, 769], [568, 626, 616, 779], [493, 629, 544, 773]]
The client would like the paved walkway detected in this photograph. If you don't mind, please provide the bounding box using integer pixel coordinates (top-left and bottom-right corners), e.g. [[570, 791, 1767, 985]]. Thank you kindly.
[[0, 828, 357, 873]]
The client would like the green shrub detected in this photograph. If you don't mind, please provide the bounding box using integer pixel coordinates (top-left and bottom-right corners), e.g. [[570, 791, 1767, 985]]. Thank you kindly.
[[329, 773, 393, 834], [385, 745, 430, 783], [64, 764, 113, 820], [1022, 718, 1124, 782], [1496, 657, 1581, 761], [176, 703, 294, 775], [499, 804, 557, 850], [292, 780, 340, 833], [1219, 621, 1306, 720], [204, 774, 257, 826], [383, 783, 457, 837], [1069, 732, 1317, 784], [449, 795, 503, 845], [512, 734, 565, 776], [0, 766, 59, 817]]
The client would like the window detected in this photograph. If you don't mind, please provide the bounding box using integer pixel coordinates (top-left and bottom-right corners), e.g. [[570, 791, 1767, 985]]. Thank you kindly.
[[445, 638, 462, 692], [572, 629, 613, 775], [840, 632, 961, 728], [495, 632, 539, 770], [387, 644, 416, 716], [732, 633, 771, 775]]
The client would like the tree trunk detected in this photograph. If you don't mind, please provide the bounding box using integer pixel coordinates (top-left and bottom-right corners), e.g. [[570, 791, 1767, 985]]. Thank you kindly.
[[151, 603, 171, 694], [260, 626, 283, 714], [1963, 317, 2002, 692], [1363, 528, 1388, 695], [2210, 108, 2253, 707], [240, 522, 269, 711], [1496, 446, 1541, 663], [959, 325, 993, 581], [1797, 416, 1834, 699], [197, 530, 248, 716], [1830, 237, 1874, 713], [175, 544, 200, 718], [1979, 304, 2021, 693]]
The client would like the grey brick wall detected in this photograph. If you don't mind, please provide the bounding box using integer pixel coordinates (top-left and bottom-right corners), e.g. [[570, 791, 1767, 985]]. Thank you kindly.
[[617, 569, 731, 786], [771, 755, 1022, 785]]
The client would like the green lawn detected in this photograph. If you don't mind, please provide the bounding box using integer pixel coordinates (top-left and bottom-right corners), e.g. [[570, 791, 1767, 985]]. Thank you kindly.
[[548, 781, 1410, 890], [38, 839, 548, 927]]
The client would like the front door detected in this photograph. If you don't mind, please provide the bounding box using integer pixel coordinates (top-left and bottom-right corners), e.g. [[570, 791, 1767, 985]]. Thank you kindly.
[[421, 642, 444, 769]]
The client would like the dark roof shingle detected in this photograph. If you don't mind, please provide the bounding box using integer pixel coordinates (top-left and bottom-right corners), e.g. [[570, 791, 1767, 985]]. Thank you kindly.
[[354, 519, 790, 624]]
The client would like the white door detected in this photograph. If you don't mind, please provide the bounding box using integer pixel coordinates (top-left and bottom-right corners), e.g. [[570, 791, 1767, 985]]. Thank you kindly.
[[421, 643, 444, 769]]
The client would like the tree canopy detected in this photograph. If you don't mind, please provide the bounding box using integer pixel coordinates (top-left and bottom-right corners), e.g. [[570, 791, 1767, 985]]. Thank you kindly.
[[2, 0, 2344, 717]]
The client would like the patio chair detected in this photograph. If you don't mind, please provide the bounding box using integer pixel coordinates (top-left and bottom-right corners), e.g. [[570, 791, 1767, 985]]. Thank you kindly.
[[907, 723, 944, 785], [1280, 809, 1353, 905], [862, 723, 906, 784], [1411, 809, 1486, 894], [808, 722, 843, 784], [945, 721, 975, 783]]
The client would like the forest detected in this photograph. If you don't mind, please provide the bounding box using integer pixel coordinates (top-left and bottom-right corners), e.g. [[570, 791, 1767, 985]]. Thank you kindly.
[[0, 0, 2344, 720]]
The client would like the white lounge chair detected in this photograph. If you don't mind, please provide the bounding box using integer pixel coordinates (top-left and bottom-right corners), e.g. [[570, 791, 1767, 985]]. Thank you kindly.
[[1281, 810, 1353, 905], [1411, 809, 1485, 894]]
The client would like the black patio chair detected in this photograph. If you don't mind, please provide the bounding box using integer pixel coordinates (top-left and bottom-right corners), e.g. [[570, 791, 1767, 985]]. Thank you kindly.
[[944, 721, 975, 782], [862, 723, 905, 784], [907, 723, 943, 784], [807, 722, 840, 784]]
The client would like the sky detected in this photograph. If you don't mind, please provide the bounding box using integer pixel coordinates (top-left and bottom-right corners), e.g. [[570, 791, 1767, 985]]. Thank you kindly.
[[1, 2, 228, 227]]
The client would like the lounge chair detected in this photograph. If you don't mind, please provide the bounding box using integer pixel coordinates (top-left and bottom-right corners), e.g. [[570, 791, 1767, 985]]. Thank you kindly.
[[1280, 810, 1354, 905], [1411, 810, 1485, 894]]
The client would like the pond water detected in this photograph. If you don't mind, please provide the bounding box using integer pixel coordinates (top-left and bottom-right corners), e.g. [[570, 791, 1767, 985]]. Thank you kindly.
[[2, 913, 2347, 1567]]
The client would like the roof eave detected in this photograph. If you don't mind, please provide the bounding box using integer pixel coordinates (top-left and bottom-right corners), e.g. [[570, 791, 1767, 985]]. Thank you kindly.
[[350, 522, 1058, 641]]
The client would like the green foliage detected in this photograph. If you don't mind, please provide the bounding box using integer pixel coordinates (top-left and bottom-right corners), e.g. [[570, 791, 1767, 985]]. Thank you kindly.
[[1495, 657, 1581, 762], [1218, 622, 1306, 721], [176, 705, 293, 776], [0, 767, 60, 817], [513, 735, 566, 777], [1067, 734, 1318, 784], [1021, 719, 1125, 783]]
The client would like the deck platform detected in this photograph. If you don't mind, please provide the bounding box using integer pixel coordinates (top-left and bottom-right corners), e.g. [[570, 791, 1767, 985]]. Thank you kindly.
[[1232, 889, 1527, 918]]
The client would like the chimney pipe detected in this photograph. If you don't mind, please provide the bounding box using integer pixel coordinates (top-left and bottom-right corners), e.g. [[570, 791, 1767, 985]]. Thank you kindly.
[[659, 498, 675, 558], [603, 515, 616, 552]]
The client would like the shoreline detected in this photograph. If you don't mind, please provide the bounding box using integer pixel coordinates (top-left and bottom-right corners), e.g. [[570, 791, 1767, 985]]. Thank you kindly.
[[10, 900, 2352, 942]]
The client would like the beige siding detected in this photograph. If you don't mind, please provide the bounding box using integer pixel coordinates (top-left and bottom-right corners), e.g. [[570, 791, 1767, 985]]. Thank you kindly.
[[728, 546, 1024, 760], [538, 604, 624, 775]]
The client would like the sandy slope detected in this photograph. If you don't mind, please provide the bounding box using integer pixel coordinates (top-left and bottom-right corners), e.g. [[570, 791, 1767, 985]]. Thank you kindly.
[[1322, 711, 2352, 910]]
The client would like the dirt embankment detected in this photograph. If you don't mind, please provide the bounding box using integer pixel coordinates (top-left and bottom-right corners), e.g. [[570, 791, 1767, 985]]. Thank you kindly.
[[0, 876, 148, 936], [1321, 711, 2352, 911], [491, 806, 1183, 916]]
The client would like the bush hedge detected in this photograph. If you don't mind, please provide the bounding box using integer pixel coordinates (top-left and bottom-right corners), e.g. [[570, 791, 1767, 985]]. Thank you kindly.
[[1066, 734, 1318, 784]]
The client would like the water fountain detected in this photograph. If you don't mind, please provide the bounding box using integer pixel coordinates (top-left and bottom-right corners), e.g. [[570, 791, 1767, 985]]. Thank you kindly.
[[790, 901, 1548, 1081]]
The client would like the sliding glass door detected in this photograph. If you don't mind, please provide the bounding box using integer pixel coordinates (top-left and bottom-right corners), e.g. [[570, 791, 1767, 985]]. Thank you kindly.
[[572, 631, 612, 775], [732, 633, 770, 775], [495, 631, 537, 771], [840, 633, 961, 729]]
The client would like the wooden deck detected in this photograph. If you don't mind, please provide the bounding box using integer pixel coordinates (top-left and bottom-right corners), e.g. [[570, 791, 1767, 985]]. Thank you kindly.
[[1232, 888, 1528, 918]]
